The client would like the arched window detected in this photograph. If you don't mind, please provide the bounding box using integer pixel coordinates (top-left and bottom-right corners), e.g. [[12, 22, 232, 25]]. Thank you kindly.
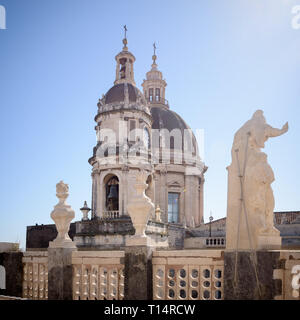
[[155, 88, 160, 102], [119, 58, 127, 79], [0, 265, 5, 290], [149, 88, 153, 102], [105, 176, 119, 211]]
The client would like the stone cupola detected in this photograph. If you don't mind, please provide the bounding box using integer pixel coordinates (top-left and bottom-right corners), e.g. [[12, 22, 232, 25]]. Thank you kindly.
[[141, 43, 168, 108], [114, 26, 136, 86]]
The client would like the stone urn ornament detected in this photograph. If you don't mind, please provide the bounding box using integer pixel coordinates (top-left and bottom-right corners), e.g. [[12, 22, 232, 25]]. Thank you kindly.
[[49, 181, 76, 248], [127, 171, 154, 237]]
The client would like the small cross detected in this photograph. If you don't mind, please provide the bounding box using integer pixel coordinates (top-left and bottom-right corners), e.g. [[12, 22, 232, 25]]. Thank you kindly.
[[124, 25, 127, 38], [153, 42, 156, 55]]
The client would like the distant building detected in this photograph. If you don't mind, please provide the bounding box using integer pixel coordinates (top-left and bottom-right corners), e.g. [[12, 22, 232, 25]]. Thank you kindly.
[[187, 211, 300, 249]]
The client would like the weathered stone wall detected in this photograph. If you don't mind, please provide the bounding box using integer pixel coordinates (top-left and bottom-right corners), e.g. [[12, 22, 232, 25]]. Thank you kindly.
[[167, 224, 185, 249], [0, 252, 23, 297], [26, 223, 76, 250], [0, 242, 19, 253], [48, 248, 75, 300], [125, 246, 152, 300], [224, 251, 282, 300], [224, 250, 300, 300]]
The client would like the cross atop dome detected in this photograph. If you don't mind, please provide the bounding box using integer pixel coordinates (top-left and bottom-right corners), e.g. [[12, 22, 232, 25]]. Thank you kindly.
[[152, 42, 157, 65], [122, 25, 128, 51]]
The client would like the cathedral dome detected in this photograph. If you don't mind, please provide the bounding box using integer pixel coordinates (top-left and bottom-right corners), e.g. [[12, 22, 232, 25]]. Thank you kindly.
[[150, 105, 198, 154], [151, 106, 189, 131], [104, 83, 142, 104]]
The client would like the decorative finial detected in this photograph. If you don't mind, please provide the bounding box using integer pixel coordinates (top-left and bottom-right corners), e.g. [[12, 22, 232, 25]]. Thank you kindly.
[[122, 25, 128, 50], [56, 180, 69, 204], [152, 42, 157, 65], [155, 205, 162, 222]]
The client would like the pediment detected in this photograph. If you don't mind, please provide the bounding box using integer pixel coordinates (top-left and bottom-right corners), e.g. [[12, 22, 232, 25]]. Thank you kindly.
[[167, 180, 182, 188]]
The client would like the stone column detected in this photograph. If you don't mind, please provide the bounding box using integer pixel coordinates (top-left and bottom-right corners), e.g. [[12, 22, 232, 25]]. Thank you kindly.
[[122, 165, 129, 216], [160, 168, 167, 222], [48, 181, 77, 300], [184, 174, 192, 226], [98, 173, 103, 218], [91, 172, 96, 219], [199, 176, 205, 224]]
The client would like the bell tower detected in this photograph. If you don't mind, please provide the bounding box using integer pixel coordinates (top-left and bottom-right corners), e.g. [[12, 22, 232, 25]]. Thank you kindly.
[[114, 25, 136, 86], [141, 43, 168, 108], [88, 27, 153, 222]]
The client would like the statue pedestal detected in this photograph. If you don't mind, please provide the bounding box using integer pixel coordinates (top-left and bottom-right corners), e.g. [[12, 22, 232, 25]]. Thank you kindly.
[[49, 238, 77, 249], [125, 235, 150, 247], [48, 247, 77, 300], [257, 234, 281, 250], [124, 239, 153, 300], [125, 235, 168, 248]]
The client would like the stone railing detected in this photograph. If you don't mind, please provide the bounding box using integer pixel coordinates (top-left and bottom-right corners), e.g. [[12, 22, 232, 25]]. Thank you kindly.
[[22, 251, 48, 300], [147, 97, 169, 107], [205, 237, 226, 247], [274, 211, 300, 225], [72, 251, 124, 300], [184, 237, 226, 249], [102, 211, 120, 219], [152, 250, 224, 300]]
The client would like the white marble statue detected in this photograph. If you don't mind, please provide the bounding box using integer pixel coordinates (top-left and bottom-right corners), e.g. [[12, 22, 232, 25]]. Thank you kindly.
[[226, 110, 288, 250]]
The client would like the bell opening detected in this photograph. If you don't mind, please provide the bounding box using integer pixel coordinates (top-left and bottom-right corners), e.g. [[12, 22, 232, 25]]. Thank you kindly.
[[105, 176, 119, 211]]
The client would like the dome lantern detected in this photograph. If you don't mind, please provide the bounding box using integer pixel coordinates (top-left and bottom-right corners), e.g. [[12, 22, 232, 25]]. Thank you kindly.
[[142, 43, 168, 108], [114, 25, 136, 86]]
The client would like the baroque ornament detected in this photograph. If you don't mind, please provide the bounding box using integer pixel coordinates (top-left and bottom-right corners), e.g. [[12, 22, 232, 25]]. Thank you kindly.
[[49, 181, 76, 248]]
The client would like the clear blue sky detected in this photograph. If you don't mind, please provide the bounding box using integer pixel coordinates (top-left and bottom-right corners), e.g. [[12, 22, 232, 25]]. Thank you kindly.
[[0, 0, 299, 249]]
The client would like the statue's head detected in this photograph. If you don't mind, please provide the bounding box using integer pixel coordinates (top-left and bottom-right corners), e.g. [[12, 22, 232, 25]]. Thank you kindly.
[[250, 110, 267, 149], [252, 110, 266, 122]]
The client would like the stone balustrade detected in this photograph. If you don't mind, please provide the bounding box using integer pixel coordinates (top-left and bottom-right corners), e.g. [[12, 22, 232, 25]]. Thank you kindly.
[[184, 237, 226, 249], [102, 211, 120, 219], [205, 237, 226, 247], [72, 251, 124, 300], [152, 250, 224, 300], [20, 248, 300, 300], [22, 251, 48, 300]]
